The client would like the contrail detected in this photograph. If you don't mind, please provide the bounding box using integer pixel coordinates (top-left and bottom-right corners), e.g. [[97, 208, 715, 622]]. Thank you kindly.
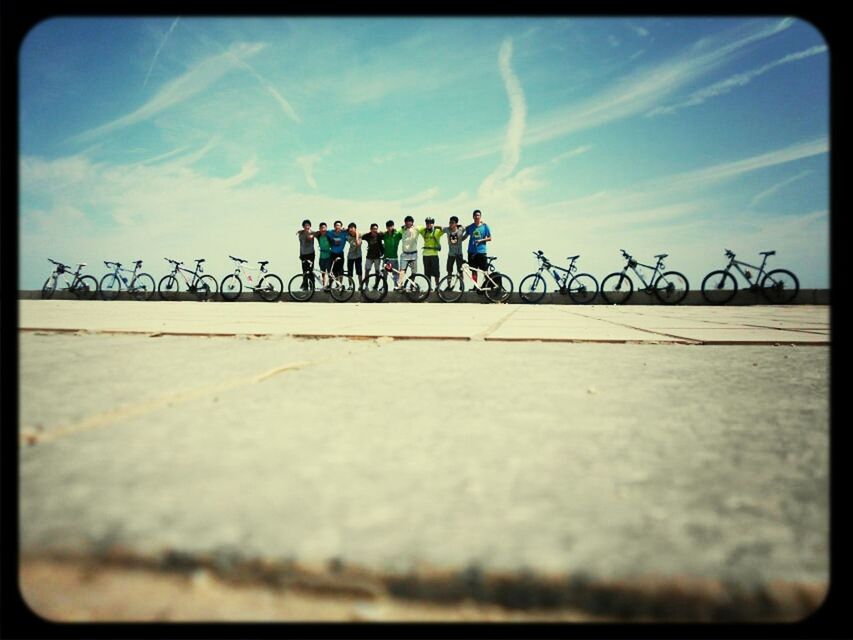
[[479, 38, 527, 196], [143, 17, 180, 89]]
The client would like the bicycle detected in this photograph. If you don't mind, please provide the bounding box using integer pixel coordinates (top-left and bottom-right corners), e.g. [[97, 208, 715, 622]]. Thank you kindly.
[[41, 258, 98, 299], [700, 249, 799, 305], [600, 250, 689, 305], [221, 255, 284, 302], [435, 257, 514, 303], [98, 260, 156, 301], [157, 258, 218, 301], [518, 251, 598, 304], [286, 257, 355, 302], [360, 259, 432, 303]]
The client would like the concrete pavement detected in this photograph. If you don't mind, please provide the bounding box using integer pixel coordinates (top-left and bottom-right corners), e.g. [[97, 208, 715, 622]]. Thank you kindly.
[[17, 300, 830, 621]]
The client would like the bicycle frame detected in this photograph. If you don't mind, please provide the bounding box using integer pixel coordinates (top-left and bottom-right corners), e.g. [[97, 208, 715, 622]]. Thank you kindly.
[[457, 261, 502, 290], [532, 255, 577, 290], [618, 255, 665, 290], [104, 261, 142, 287], [722, 254, 770, 287], [230, 262, 268, 290], [166, 260, 205, 289], [48, 261, 85, 290]]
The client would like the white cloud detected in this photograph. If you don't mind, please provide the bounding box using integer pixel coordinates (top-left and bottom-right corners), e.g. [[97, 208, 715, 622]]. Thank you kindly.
[[750, 170, 814, 207], [478, 38, 528, 200], [295, 146, 333, 190], [68, 42, 267, 144], [648, 44, 827, 116], [143, 17, 180, 89]]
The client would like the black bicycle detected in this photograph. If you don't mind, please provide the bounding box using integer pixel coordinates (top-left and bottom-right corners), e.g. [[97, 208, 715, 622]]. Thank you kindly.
[[701, 249, 799, 305], [221, 255, 284, 302], [158, 258, 218, 301], [518, 251, 598, 304], [600, 250, 689, 305], [41, 259, 98, 299], [99, 260, 156, 301], [360, 259, 431, 303], [287, 256, 355, 302]]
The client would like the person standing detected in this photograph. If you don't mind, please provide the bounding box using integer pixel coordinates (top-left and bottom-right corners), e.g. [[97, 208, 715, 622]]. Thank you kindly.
[[465, 209, 491, 285], [418, 216, 443, 290], [346, 222, 363, 286], [399, 215, 419, 288], [380, 220, 402, 287], [443, 215, 468, 283], [361, 223, 385, 281], [327, 220, 348, 285], [315, 222, 332, 290], [295, 219, 315, 289]]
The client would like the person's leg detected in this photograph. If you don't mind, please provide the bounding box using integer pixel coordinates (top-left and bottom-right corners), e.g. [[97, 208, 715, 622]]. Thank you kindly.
[[469, 253, 478, 283], [388, 258, 399, 287], [354, 258, 363, 286], [301, 253, 314, 288]]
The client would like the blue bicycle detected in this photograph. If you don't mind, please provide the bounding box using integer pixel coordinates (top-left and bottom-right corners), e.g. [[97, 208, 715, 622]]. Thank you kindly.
[[518, 251, 599, 304]]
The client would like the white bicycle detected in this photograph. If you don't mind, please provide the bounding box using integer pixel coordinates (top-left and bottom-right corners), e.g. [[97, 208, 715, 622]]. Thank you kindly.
[[436, 257, 514, 303], [220, 255, 284, 302]]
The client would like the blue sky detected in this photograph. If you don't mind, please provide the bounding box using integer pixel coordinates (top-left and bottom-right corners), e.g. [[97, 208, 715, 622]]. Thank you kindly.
[[19, 16, 829, 290]]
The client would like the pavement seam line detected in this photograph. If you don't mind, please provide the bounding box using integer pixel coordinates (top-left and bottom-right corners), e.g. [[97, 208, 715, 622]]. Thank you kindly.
[[471, 306, 520, 341], [556, 308, 704, 344], [20, 346, 379, 446]]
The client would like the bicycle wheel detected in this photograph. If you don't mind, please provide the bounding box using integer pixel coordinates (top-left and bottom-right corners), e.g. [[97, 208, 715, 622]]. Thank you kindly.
[[73, 275, 99, 299], [99, 273, 122, 300], [196, 275, 218, 301], [220, 274, 242, 301], [330, 274, 356, 302], [400, 273, 430, 302], [518, 273, 547, 304], [41, 276, 57, 299], [287, 273, 316, 302], [653, 271, 689, 305], [701, 270, 738, 305], [258, 274, 283, 302], [158, 274, 180, 300], [129, 273, 156, 301], [761, 269, 799, 304], [567, 273, 599, 304], [485, 272, 513, 303], [437, 273, 464, 302], [600, 272, 634, 304], [360, 273, 388, 303]]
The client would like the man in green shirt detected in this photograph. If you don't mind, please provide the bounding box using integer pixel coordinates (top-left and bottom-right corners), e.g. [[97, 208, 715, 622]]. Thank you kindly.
[[315, 222, 332, 290], [418, 216, 443, 289], [380, 219, 403, 287]]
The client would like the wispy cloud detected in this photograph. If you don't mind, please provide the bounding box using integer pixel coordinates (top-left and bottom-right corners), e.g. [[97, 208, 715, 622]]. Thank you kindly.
[[220, 46, 301, 123], [749, 170, 813, 207], [648, 44, 827, 116], [68, 42, 266, 144], [459, 18, 796, 162], [143, 17, 180, 89], [479, 38, 527, 199], [295, 147, 332, 190]]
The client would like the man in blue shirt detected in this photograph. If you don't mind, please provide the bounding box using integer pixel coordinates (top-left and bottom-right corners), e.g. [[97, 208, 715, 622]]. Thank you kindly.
[[327, 220, 348, 281], [465, 210, 491, 285]]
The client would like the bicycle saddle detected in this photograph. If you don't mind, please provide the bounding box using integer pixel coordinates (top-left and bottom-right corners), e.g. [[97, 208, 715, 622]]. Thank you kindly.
[[195, 258, 206, 263], [486, 256, 497, 263], [566, 255, 579, 261], [258, 260, 269, 267], [229, 255, 247, 263], [77, 263, 87, 267], [655, 254, 668, 259], [760, 250, 776, 256]]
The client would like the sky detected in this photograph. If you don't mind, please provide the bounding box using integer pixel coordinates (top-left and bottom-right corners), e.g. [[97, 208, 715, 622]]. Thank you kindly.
[[18, 16, 830, 291]]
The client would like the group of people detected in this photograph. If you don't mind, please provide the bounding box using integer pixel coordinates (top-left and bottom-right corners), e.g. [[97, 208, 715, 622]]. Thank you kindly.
[[295, 210, 493, 289]]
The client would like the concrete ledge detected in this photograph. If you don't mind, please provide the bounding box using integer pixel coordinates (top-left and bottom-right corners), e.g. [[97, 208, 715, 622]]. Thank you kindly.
[[20, 289, 830, 305]]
